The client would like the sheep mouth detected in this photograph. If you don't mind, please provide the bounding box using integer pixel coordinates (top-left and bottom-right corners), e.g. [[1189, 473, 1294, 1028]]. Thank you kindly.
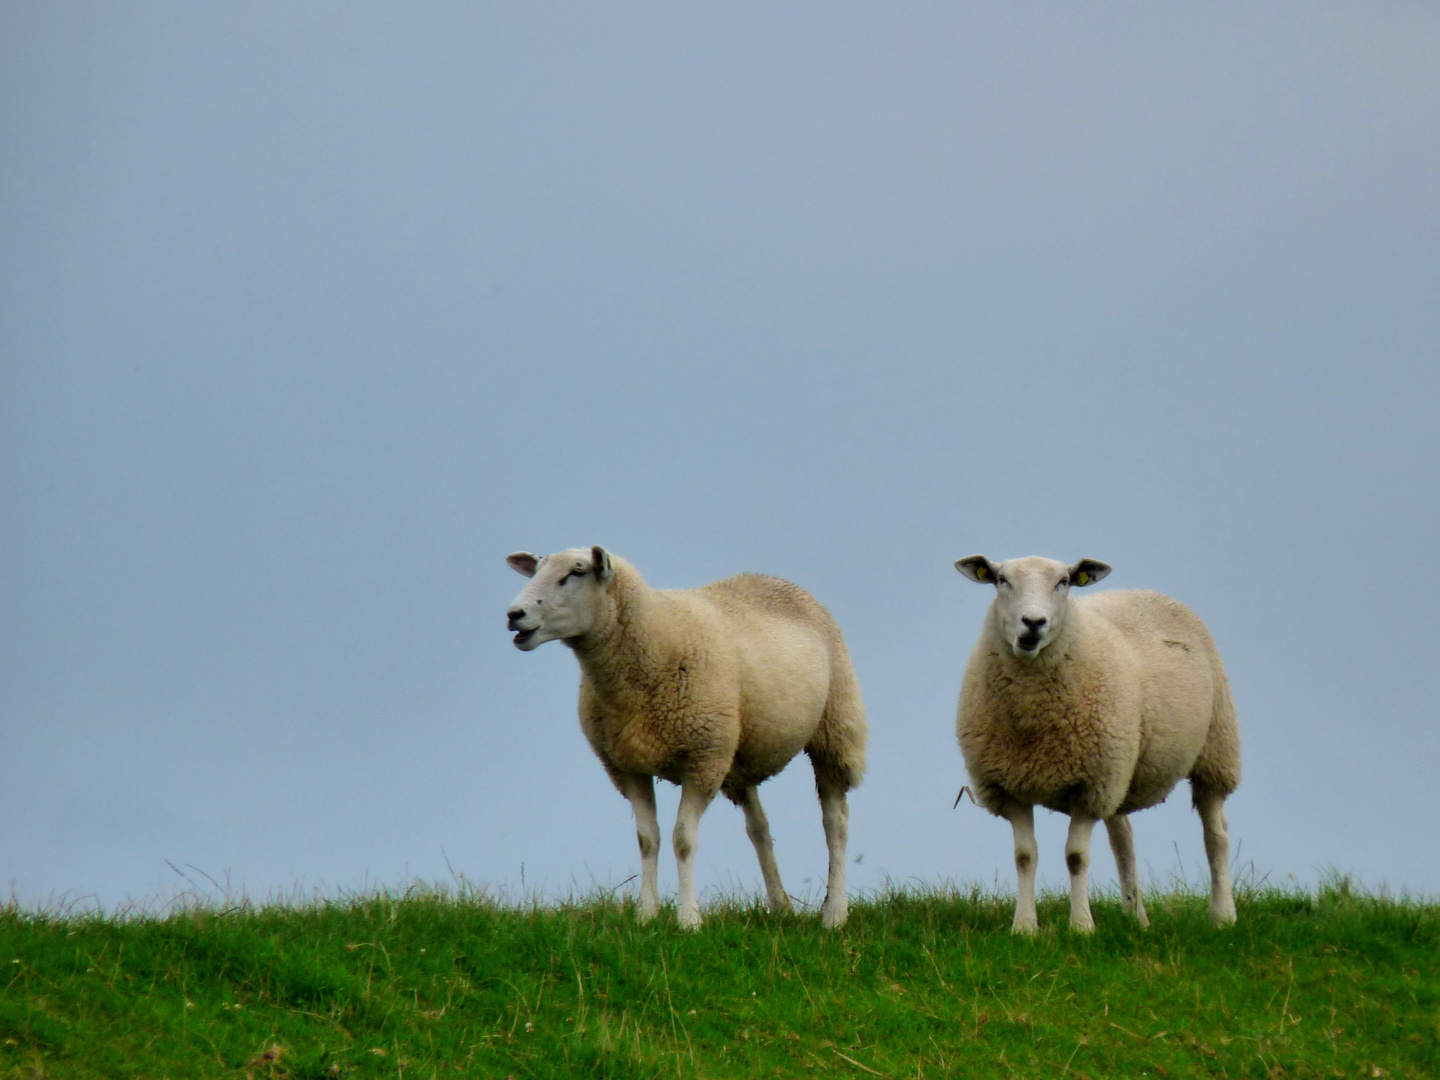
[[1016, 633, 1043, 653], [512, 629, 537, 647]]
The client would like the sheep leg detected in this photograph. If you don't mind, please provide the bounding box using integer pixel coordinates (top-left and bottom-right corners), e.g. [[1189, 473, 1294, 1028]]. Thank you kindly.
[[1194, 785, 1237, 926], [673, 782, 716, 929], [817, 775, 850, 929], [1104, 814, 1150, 928], [1065, 814, 1098, 933], [1007, 805, 1039, 934], [620, 774, 662, 922], [739, 787, 793, 916]]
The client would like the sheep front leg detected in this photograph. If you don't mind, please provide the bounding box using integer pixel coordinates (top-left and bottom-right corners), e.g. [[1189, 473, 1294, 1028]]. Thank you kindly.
[[1007, 805, 1039, 934], [673, 782, 716, 929], [1065, 814, 1097, 933], [619, 774, 662, 922], [739, 787, 792, 916], [816, 775, 850, 929], [1194, 785, 1237, 926], [1105, 814, 1150, 928]]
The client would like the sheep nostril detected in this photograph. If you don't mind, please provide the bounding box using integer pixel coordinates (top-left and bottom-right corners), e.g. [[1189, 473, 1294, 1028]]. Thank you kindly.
[[507, 608, 526, 629], [1021, 616, 1047, 630]]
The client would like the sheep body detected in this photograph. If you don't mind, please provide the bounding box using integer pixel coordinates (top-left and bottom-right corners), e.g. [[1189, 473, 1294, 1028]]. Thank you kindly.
[[955, 556, 1240, 932], [961, 590, 1239, 818], [580, 570, 865, 793], [508, 548, 866, 928]]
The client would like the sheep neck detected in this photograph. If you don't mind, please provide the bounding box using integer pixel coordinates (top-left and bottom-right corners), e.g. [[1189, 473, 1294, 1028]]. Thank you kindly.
[[568, 565, 662, 706]]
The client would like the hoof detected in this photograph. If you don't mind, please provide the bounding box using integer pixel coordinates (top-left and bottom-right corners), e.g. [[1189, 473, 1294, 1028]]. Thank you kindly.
[[1011, 916, 1038, 935], [821, 903, 848, 930], [1122, 893, 1150, 929], [677, 907, 702, 930], [1069, 917, 1096, 934]]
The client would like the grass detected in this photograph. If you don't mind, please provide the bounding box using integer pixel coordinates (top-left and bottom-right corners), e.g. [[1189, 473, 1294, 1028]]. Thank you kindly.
[[1, 880, 1437, 1079]]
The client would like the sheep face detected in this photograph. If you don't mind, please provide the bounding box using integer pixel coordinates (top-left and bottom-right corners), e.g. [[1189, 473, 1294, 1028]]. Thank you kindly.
[[955, 554, 1112, 660], [505, 546, 615, 651]]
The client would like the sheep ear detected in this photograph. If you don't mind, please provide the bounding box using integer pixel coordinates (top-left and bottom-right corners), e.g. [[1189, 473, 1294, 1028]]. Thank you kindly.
[[955, 555, 998, 584], [1067, 558, 1111, 587], [506, 552, 539, 578], [591, 545, 615, 585]]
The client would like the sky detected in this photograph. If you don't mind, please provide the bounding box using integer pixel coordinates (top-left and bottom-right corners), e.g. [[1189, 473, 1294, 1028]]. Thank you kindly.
[[2, 3, 1438, 913]]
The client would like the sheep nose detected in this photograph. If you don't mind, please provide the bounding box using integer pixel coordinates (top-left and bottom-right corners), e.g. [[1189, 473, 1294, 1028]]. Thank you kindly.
[[507, 608, 526, 630], [1021, 616, 1047, 631]]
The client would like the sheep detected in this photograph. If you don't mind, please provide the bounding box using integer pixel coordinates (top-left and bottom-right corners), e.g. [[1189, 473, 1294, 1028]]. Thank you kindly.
[[505, 546, 868, 929], [953, 555, 1241, 933]]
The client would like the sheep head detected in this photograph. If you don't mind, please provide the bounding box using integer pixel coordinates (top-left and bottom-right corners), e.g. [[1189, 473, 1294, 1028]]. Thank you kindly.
[[955, 554, 1111, 660], [505, 546, 615, 651]]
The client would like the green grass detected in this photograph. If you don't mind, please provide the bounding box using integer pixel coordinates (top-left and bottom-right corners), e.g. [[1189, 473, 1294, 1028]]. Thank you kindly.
[[2, 881, 1436, 1079]]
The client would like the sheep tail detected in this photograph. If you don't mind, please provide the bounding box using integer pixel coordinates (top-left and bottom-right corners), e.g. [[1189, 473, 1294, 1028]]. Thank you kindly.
[[1191, 656, 1242, 799], [807, 638, 868, 793]]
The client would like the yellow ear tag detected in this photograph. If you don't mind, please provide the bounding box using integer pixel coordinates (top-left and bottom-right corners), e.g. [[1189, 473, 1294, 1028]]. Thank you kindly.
[[1076, 571, 1089, 585], [975, 567, 987, 580]]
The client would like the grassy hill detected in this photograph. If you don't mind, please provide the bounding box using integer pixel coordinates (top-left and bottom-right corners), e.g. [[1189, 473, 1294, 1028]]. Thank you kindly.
[[2, 881, 1436, 1078]]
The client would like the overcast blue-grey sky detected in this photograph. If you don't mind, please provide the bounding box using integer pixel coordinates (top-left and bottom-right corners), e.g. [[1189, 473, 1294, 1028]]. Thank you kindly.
[[2, 3, 1438, 911]]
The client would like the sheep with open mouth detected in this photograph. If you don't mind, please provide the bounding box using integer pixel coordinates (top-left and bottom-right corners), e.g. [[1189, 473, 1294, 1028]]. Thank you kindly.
[[954, 555, 1241, 933], [506, 546, 868, 929]]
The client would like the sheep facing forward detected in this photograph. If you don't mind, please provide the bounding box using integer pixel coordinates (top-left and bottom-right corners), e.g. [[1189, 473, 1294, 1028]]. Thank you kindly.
[[954, 555, 1241, 933], [506, 547, 867, 929]]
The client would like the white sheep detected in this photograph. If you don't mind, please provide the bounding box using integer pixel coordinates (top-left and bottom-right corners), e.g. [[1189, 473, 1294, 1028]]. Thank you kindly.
[[954, 555, 1241, 933], [506, 546, 868, 929]]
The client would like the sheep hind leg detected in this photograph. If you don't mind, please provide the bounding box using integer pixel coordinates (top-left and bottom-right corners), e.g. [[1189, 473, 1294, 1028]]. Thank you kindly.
[[1065, 814, 1098, 933], [1105, 814, 1150, 928], [739, 786, 792, 916], [619, 775, 662, 923], [1007, 805, 1039, 935], [673, 782, 717, 929], [816, 773, 850, 929], [1194, 783, 1237, 926]]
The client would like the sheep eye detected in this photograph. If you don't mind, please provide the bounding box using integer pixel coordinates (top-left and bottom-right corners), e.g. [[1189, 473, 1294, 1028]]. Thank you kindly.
[[560, 570, 586, 586], [997, 576, 1010, 587], [1056, 578, 1069, 590]]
